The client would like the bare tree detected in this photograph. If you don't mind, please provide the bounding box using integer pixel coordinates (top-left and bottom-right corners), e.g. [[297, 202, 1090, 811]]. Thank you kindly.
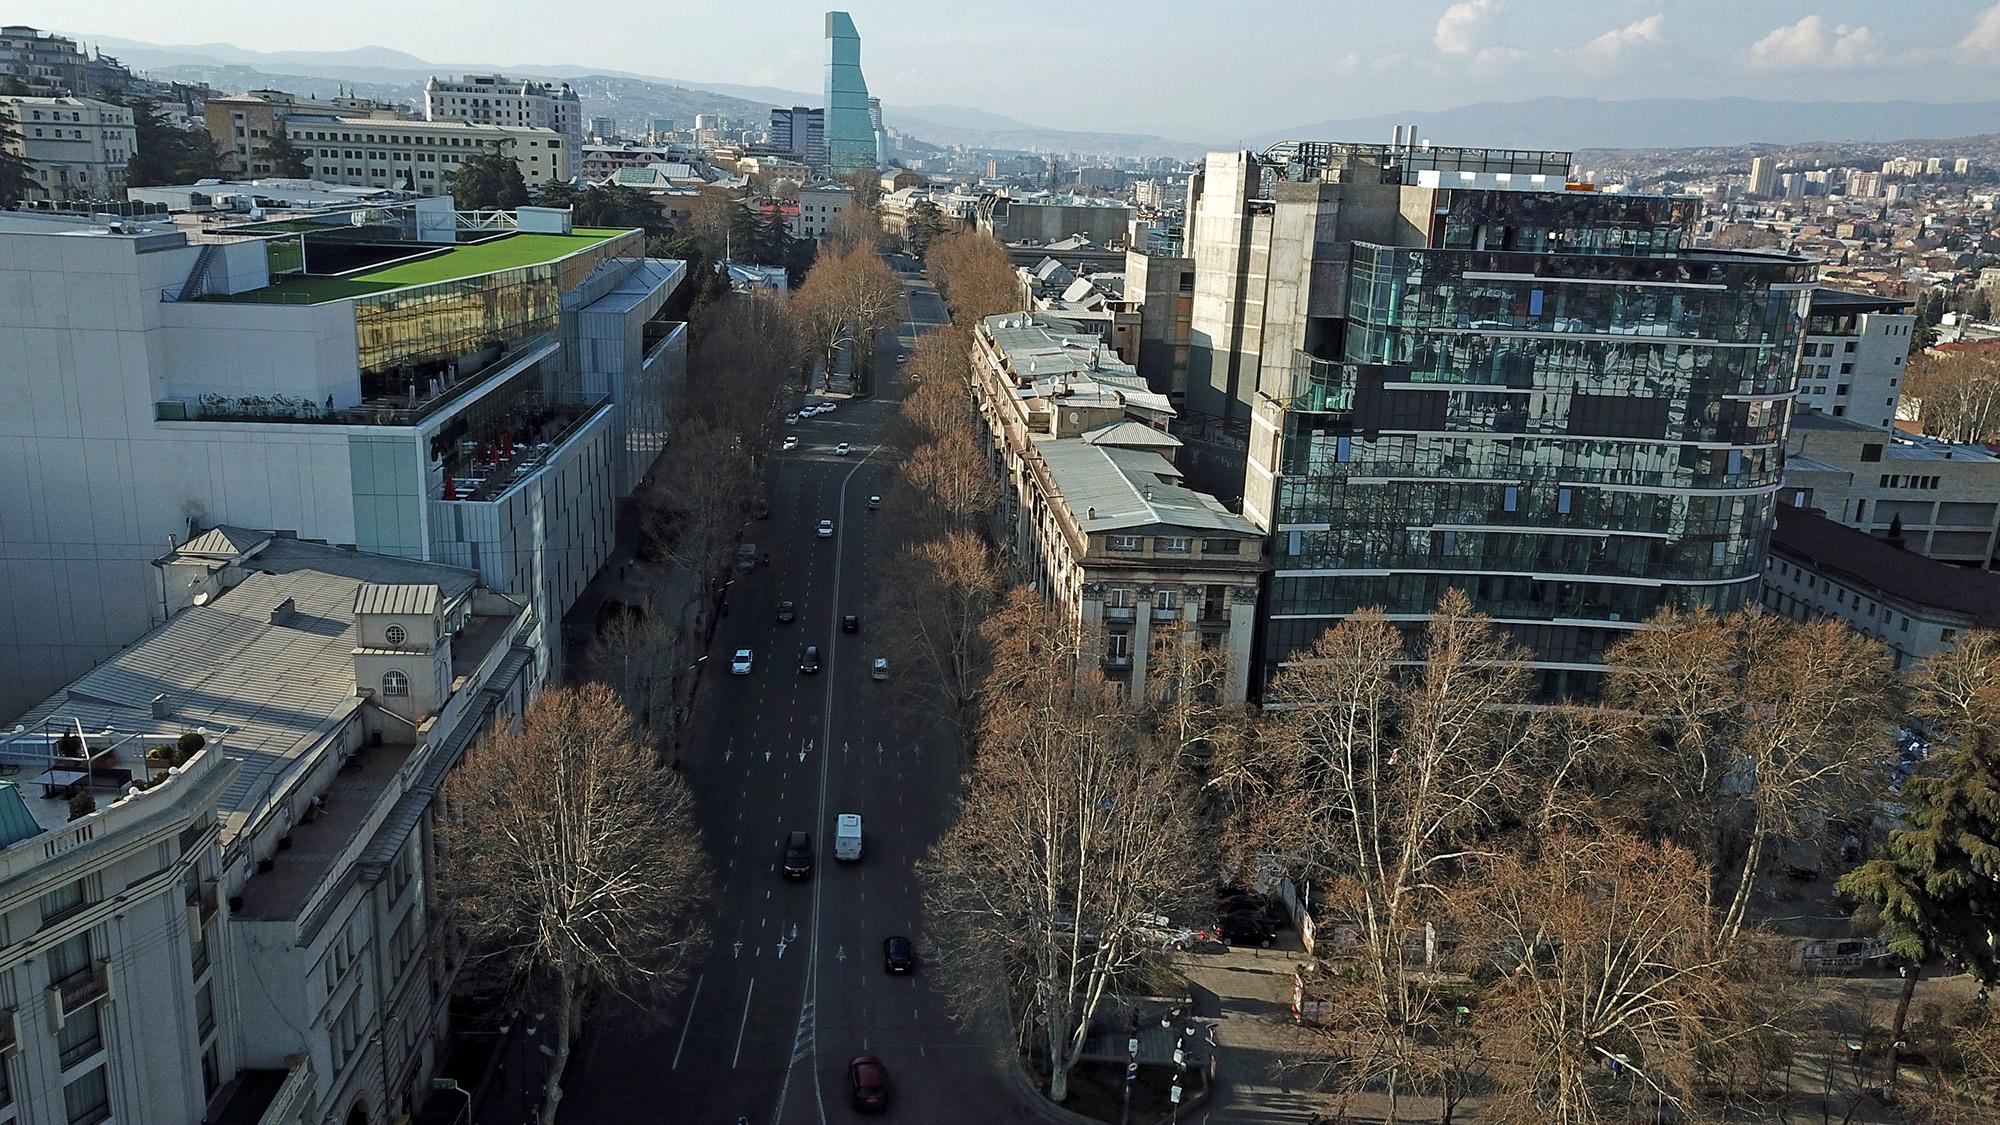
[[925, 230, 1023, 329], [1907, 627, 2000, 742], [1252, 592, 1535, 1120], [1605, 611, 1897, 944], [685, 186, 739, 261], [436, 685, 710, 1123], [825, 203, 890, 255], [875, 529, 1001, 738], [587, 596, 679, 738], [1454, 832, 1737, 1125], [1905, 348, 2000, 443], [920, 589, 1208, 1104], [902, 425, 999, 536], [795, 244, 901, 385]]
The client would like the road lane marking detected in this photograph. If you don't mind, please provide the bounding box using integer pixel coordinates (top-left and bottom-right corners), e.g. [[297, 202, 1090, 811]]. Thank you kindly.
[[732, 977, 756, 1068], [671, 973, 704, 1070]]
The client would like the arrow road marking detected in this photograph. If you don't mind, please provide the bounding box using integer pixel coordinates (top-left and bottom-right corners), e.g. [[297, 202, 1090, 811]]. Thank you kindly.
[[836, 945, 846, 962], [775, 936, 789, 959], [732, 941, 742, 959]]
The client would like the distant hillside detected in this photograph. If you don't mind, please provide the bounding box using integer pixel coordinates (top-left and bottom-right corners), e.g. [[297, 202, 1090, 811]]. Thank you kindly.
[[1251, 96, 2000, 154]]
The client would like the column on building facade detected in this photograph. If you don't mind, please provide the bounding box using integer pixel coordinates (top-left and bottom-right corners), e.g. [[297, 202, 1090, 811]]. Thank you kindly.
[[1131, 583, 1155, 695], [1225, 584, 1258, 702], [1080, 581, 1107, 664]]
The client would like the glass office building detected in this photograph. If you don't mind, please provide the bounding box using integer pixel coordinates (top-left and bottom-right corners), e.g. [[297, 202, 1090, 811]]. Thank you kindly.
[[1257, 188, 1815, 697], [822, 11, 876, 175]]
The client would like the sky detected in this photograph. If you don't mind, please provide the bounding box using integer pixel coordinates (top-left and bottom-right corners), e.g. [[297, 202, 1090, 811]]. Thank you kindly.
[[19, 0, 2000, 141]]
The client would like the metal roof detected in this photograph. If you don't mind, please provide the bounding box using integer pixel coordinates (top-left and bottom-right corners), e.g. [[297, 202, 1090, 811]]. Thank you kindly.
[[177, 525, 270, 560], [354, 583, 440, 617], [1081, 421, 1182, 449], [1035, 440, 1260, 537]]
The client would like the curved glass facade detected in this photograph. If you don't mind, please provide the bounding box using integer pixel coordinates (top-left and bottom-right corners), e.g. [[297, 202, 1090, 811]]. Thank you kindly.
[[1265, 239, 1815, 697]]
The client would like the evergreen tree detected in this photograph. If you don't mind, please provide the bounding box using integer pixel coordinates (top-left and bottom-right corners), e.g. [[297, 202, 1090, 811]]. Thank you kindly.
[[448, 149, 528, 210], [758, 211, 792, 266], [120, 95, 221, 188], [1838, 730, 2000, 1062], [904, 197, 948, 257], [727, 199, 765, 262], [0, 104, 29, 207], [255, 130, 311, 178]]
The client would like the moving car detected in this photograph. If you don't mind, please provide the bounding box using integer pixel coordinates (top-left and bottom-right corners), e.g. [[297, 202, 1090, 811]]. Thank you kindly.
[[730, 648, 754, 675], [817, 519, 834, 538], [896, 352, 906, 363], [785, 413, 799, 425], [835, 442, 851, 456], [883, 935, 915, 974], [842, 614, 860, 633], [849, 1056, 889, 1111], [782, 435, 799, 451], [776, 600, 796, 623], [867, 495, 880, 510], [782, 831, 813, 880], [799, 644, 822, 674], [871, 657, 889, 681], [835, 813, 863, 861]]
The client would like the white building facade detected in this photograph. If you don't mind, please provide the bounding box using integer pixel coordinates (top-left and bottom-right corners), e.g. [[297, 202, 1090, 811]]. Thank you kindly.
[[422, 75, 582, 179], [282, 114, 567, 197], [0, 96, 135, 200]]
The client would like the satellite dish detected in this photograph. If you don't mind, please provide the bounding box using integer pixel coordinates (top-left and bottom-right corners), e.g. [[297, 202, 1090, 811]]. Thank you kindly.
[[193, 593, 210, 606]]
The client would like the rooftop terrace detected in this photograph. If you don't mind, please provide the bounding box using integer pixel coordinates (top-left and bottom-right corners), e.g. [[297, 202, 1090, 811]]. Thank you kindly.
[[207, 227, 632, 304]]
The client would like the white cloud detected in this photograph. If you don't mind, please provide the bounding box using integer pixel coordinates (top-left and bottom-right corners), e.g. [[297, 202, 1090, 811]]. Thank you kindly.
[[1435, 0, 1526, 66], [1575, 13, 1665, 65], [1748, 15, 1882, 70], [1964, 3, 2000, 58]]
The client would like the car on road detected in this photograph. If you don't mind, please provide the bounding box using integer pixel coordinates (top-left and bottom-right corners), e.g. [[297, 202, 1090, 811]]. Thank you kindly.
[[776, 600, 796, 623], [730, 648, 754, 675], [782, 831, 813, 880], [785, 413, 799, 425], [835, 442, 851, 456], [896, 352, 906, 363], [820, 401, 837, 413], [799, 644, 821, 674], [883, 935, 915, 974], [849, 1056, 889, 1111], [842, 614, 860, 633], [782, 435, 798, 451], [867, 495, 880, 510], [817, 519, 834, 538], [871, 657, 889, 681]]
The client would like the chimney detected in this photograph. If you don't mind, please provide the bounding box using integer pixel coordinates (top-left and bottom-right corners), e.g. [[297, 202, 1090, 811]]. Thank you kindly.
[[1392, 124, 1405, 149], [1408, 123, 1419, 151], [150, 694, 171, 719], [269, 597, 296, 625]]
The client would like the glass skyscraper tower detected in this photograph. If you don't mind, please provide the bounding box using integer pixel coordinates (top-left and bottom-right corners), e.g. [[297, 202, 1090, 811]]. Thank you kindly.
[[823, 11, 877, 175], [1186, 142, 1816, 698]]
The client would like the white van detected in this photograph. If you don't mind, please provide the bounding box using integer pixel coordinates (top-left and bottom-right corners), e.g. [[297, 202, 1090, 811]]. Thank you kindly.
[[835, 813, 863, 862]]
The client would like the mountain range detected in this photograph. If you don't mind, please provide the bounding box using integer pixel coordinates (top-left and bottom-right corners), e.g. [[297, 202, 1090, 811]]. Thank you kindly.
[[68, 34, 2000, 159]]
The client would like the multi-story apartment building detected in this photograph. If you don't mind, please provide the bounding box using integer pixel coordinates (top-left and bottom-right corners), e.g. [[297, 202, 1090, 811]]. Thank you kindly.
[[204, 91, 409, 178], [9, 531, 539, 1124], [1794, 288, 1915, 429], [794, 182, 854, 240], [1125, 237, 1195, 403], [1186, 141, 1817, 698], [0, 95, 135, 200], [0, 26, 132, 97], [0, 202, 687, 721], [1763, 502, 2000, 667], [281, 114, 567, 197], [769, 106, 825, 168], [972, 313, 1264, 700], [422, 75, 582, 179], [977, 192, 1135, 246], [1783, 412, 2000, 569]]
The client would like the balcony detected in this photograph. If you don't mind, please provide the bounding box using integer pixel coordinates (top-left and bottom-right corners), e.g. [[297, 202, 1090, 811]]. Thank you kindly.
[[439, 394, 609, 503], [1101, 654, 1133, 670], [1152, 605, 1182, 622], [50, 958, 111, 1015], [1105, 606, 1136, 622]]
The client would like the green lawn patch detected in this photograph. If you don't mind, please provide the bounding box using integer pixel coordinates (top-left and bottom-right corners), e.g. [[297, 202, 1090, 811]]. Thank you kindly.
[[210, 227, 635, 304]]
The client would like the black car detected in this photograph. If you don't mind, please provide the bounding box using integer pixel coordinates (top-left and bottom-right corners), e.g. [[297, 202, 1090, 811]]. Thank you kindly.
[[1215, 886, 1287, 947], [842, 613, 860, 633], [799, 644, 821, 673], [782, 831, 813, 880], [776, 599, 796, 623], [883, 935, 915, 974]]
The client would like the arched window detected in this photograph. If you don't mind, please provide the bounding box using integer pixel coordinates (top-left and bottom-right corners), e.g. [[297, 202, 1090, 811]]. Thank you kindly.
[[382, 670, 409, 698], [384, 624, 407, 646]]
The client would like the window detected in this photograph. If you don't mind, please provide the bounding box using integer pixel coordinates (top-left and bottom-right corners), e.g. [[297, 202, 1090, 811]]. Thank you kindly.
[[1503, 486, 1519, 512], [1201, 538, 1237, 555], [384, 624, 407, 646], [1107, 535, 1143, 552], [382, 670, 410, 697], [195, 980, 215, 1039], [1156, 588, 1179, 611], [40, 879, 87, 926], [1556, 487, 1572, 514], [57, 1002, 102, 1068], [63, 1063, 108, 1125], [1105, 587, 1135, 609], [1106, 632, 1131, 661], [1158, 536, 1191, 553], [48, 932, 92, 991]]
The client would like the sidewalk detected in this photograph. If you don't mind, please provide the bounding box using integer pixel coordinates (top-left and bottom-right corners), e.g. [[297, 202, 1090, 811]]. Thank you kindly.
[[1172, 937, 1340, 1124]]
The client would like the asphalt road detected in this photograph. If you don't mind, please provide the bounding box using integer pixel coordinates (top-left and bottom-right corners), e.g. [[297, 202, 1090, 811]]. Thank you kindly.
[[562, 279, 1037, 1124]]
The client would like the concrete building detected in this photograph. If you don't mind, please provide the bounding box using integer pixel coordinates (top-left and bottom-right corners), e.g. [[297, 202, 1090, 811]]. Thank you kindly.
[[204, 91, 409, 179], [0, 26, 133, 97], [9, 531, 539, 1124], [587, 115, 616, 143], [0, 95, 135, 200], [769, 106, 825, 168], [868, 95, 887, 169], [971, 313, 1265, 701], [794, 181, 854, 240], [1186, 141, 1816, 698], [281, 114, 568, 196], [423, 74, 582, 179], [1763, 502, 2000, 667], [126, 178, 418, 213], [978, 191, 1135, 246], [0, 203, 687, 721], [822, 12, 876, 176], [1783, 412, 2000, 569], [1795, 288, 1915, 429], [1125, 238, 1195, 403]]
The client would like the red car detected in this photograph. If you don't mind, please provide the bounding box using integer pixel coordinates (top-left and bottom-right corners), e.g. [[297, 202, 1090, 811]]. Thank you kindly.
[[849, 1055, 889, 1111]]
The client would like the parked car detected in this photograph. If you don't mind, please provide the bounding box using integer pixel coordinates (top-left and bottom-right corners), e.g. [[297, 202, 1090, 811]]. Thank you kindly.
[[896, 352, 906, 363], [782, 830, 813, 880], [776, 600, 796, 623], [817, 519, 834, 538], [883, 935, 915, 974], [799, 644, 821, 674], [842, 614, 860, 633], [782, 435, 799, 451], [785, 413, 799, 425], [730, 648, 754, 675], [871, 657, 889, 681], [820, 401, 837, 413], [835, 442, 851, 456], [867, 495, 880, 510], [849, 1056, 889, 1111]]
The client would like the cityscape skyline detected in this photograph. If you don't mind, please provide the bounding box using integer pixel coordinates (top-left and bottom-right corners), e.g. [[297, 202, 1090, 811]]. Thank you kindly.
[[13, 0, 2000, 143]]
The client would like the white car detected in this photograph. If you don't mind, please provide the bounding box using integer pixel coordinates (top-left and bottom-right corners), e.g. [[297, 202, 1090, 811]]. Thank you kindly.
[[820, 402, 837, 413], [817, 519, 834, 538], [786, 413, 799, 425], [783, 435, 799, 450], [897, 353, 906, 363], [835, 443, 851, 456], [731, 648, 754, 675]]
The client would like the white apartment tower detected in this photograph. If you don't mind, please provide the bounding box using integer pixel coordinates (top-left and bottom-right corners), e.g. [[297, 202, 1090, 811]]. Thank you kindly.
[[423, 74, 582, 179]]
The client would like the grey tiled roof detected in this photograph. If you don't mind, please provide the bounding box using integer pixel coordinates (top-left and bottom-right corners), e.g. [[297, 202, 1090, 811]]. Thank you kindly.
[[354, 584, 439, 617], [1035, 441, 1260, 537]]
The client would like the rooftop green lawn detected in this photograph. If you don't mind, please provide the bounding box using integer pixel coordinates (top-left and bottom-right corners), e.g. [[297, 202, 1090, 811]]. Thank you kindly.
[[210, 227, 634, 304]]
